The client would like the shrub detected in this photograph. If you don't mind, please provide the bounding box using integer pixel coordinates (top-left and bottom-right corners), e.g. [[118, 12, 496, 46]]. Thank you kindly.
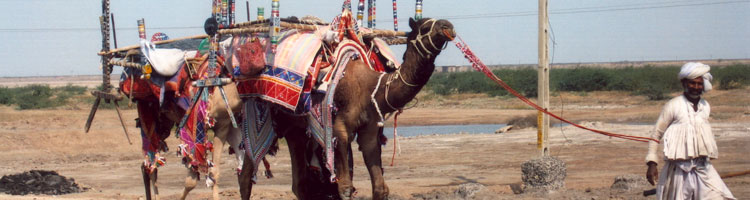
[[58, 84, 87, 95], [554, 68, 613, 92], [15, 84, 58, 110], [427, 63, 749, 100], [0, 86, 13, 105], [714, 64, 750, 90], [494, 68, 538, 97]]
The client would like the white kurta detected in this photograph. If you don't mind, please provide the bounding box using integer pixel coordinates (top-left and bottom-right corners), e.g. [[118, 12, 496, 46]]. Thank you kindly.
[[646, 95, 735, 200]]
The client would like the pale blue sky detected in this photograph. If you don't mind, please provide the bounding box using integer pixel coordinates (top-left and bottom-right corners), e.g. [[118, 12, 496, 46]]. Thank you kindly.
[[0, 0, 748, 77]]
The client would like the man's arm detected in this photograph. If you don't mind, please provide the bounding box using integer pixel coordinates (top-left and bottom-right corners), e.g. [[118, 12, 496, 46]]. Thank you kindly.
[[645, 101, 674, 163], [645, 101, 675, 185]]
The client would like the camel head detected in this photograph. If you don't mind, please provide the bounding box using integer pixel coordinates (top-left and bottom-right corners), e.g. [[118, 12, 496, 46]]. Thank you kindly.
[[407, 17, 455, 59]]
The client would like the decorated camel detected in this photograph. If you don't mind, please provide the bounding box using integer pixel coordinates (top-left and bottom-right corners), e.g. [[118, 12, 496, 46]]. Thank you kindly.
[[91, 1, 451, 199], [232, 17, 454, 200], [117, 55, 247, 200], [328, 17, 454, 199]]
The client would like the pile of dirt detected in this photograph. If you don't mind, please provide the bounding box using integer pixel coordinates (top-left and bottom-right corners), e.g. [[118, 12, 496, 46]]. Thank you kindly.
[[0, 170, 85, 195]]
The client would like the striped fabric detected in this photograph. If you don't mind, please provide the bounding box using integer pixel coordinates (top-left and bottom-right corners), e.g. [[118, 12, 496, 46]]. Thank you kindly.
[[314, 49, 360, 182], [242, 99, 275, 180], [273, 32, 323, 75], [235, 30, 322, 111]]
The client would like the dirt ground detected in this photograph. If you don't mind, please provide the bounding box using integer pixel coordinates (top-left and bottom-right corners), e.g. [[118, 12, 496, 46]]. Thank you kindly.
[[0, 79, 748, 199]]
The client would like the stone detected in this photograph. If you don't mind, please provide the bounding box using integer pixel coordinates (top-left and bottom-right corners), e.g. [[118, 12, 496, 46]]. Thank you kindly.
[[495, 125, 514, 134], [0, 170, 84, 195], [455, 183, 486, 198], [521, 156, 566, 193], [610, 174, 649, 191]]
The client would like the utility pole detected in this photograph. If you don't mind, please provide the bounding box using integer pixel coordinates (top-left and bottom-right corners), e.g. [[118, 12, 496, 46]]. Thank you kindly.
[[537, 0, 550, 157]]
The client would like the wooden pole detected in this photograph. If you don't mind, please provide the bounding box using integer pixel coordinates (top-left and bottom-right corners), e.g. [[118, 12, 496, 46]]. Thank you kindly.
[[537, 0, 550, 157], [111, 13, 117, 49], [246, 1, 250, 21], [86, 0, 112, 133]]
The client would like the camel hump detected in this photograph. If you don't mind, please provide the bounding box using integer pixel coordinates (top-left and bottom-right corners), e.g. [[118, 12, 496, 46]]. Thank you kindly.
[[371, 37, 401, 71]]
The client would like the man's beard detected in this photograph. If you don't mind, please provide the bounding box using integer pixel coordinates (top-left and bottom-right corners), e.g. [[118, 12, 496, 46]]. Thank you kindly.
[[685, 87, 702, 99]]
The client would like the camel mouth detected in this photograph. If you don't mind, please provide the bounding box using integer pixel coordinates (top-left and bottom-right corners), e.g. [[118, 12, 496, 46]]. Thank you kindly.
[[442, 29, 456, 41]]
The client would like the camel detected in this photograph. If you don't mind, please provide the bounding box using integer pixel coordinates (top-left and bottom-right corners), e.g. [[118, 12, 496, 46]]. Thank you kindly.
[[122, 61, 245, 200], [180, 81, 245, 200], [234, 17, 454, 200], [328, 17, 455, 200]]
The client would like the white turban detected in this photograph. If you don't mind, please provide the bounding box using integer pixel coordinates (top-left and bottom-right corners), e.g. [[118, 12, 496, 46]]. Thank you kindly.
[[678, 62, 713, 92]]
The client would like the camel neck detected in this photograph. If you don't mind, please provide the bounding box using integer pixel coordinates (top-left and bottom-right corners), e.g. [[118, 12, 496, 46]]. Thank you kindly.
[[400, 46, 436, 85], [380, 46, 436, 110]]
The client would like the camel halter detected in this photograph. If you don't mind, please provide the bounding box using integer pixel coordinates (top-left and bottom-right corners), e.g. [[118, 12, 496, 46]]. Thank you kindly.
[[410, 18, 448, 59], [370, 19, 448, 127]]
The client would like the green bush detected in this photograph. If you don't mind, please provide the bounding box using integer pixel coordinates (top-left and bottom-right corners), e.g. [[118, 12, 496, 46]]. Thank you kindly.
[[426, 69, 538, 97], [714, 64, 750, 90], [0, 84, 94, 109], [554, 68, 613, 92], [14, 84, 59, 110], [0, 86, 13, 105], [426, 63, 749, 100], [59, 84, 87, 95]]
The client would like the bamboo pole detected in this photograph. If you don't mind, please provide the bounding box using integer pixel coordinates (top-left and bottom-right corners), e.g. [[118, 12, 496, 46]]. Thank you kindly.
[[98, 34, 209, 55], [99, 21, 408, 56], [220, 21, 406, 38]]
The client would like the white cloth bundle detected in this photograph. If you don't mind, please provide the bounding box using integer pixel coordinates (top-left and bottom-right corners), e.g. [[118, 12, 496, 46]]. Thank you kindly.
[[140, 40, 185, 76]]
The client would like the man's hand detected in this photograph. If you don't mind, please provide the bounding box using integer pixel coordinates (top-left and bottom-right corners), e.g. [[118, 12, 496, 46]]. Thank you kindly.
[[646, 161, 658, 185]]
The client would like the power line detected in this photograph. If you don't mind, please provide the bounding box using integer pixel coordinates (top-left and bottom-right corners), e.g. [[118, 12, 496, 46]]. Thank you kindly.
[[0, 26, 202, 33], [436, 0, 749, 20], [1, 0, 747, 32]]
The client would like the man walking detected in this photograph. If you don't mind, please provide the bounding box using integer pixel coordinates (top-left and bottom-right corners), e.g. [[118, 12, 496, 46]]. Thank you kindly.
[[645, 62, 735, 199]]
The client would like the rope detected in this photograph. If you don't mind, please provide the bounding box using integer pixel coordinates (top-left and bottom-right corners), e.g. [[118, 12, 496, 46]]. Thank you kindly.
[[108, 59, 142, 68], [389, 109, 403, 166], [453, 35, 658, 143], [394, 68, 418, 87], [371, 73, 387, 127]]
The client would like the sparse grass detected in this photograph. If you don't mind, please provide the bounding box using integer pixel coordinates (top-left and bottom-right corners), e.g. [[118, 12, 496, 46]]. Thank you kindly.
[[0, 84, 106, 110], [426, 64, 749, 100]]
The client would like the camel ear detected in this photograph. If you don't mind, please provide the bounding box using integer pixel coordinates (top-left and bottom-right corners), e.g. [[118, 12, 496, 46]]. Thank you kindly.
[[409, 17, 417, 30]]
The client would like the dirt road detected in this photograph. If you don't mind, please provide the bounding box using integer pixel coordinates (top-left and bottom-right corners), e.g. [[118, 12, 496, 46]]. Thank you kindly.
[[0, 88, 748, 199]]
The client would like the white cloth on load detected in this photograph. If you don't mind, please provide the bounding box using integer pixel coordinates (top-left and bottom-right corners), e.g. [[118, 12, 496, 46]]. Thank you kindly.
[[655, 158, 735, 200], [139, 39, 185, 76], [646, 95, 718, 163], [678, 62, 713, 92]]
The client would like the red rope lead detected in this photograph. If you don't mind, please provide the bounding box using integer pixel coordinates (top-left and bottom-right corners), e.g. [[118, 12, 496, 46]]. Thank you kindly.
[[453, 35, 658, 143]]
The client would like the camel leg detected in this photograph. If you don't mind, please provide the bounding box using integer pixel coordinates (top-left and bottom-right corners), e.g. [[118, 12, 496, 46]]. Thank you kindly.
[[357, 123, 389, 200], [227, 127, 245, 174], [284, 127, 310, 199], [333, 119, 355, 199], [180, 168, 200, 200], [150, 168, 160, 200], [209, 132, 225, 200], [238, 153, 255, 200], [141, 165, 152, 200]]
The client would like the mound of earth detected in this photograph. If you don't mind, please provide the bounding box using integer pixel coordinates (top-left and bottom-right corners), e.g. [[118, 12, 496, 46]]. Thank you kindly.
[[0, 170, 85, 195]]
